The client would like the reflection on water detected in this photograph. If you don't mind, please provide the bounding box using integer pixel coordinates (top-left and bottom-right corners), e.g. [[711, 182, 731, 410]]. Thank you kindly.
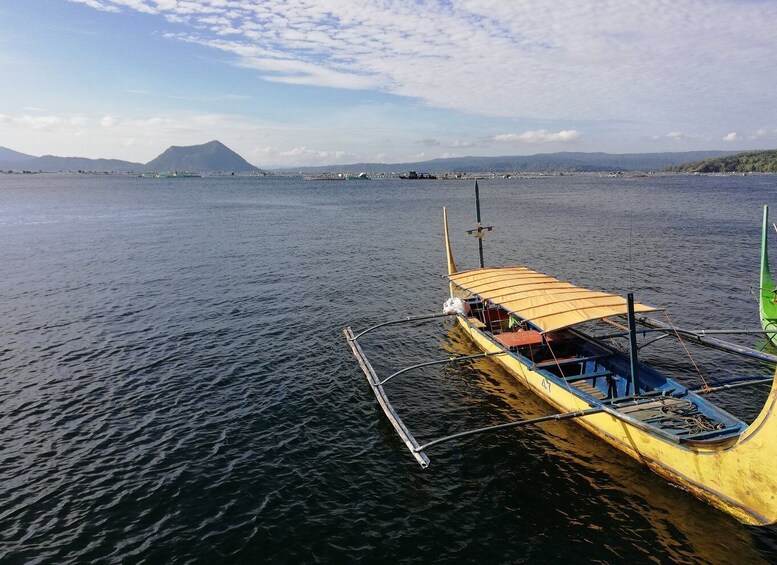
[[444, 326, 765, 564]]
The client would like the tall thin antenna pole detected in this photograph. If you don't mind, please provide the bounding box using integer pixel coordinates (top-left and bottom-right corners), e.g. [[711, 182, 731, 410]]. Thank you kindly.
[[475, 180, 484, 268], [627, 292, 640, 395]]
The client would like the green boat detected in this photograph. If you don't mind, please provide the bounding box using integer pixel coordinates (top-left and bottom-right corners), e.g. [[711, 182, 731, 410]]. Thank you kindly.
[[760, 205, 777, 344]]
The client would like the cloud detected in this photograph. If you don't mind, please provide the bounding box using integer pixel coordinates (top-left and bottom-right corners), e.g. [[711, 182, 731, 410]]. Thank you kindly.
[[417, 138, 475, 148], [492, 129, 581, 144], [68, 0, 777, 127], [69, 0, 120, 13], [656, 131, 713, 143], [723, 132, 737, 142], [13, 114, 89, 130], [101, 115, 118, 127], [251, 145, 354, 166]]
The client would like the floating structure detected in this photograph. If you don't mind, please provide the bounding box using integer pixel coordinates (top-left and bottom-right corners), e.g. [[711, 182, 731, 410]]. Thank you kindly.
[[152, 171, 201, 178], [345, 183, 777, 525], [302, 172, 369, 180]]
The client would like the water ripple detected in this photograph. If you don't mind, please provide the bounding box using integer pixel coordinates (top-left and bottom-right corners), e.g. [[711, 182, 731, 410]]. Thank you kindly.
[[1, 175, 776, 563]]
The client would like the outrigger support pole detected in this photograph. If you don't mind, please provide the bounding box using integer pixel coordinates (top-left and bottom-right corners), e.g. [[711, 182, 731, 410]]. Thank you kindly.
[[344, 326, 431, 467], [347, 312, 455, 341], [414, 407, 605, 452], [378, 351, 508, 386], [692, 376, 774, 395], [636, 314, 777, 365]]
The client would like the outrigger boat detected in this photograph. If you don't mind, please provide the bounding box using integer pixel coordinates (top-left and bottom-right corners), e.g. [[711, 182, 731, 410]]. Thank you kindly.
[[760, 205, 777, 345], [345, 184, 777, 525]]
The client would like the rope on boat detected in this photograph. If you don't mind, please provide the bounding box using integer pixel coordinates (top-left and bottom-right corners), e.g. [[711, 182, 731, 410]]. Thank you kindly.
[[544, 338, 579, 397], [663, 310, 711, 393], [691, 376, 773, 395], [639, 399, 724, 435], [602, 316, 629, 332]]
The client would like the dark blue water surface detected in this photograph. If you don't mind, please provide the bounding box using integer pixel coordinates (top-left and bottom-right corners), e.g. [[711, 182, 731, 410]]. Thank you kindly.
[[2, 173, 777, 563]]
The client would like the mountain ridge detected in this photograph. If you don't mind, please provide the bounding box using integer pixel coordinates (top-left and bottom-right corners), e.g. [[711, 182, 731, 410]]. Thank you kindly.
[[144, 140, 261, 173], [0, 146, 36, 164], [280, 150, 740, 174], [0, 145, 753, 174], [1, 140, 261, 173]]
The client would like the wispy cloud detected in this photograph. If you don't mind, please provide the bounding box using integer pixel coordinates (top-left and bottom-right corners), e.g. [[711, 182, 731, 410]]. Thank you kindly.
[[492, 129, 581, 144], [69, 0, 120, 13], [66, 0, 777, 127], [251, 145, 355, 167]]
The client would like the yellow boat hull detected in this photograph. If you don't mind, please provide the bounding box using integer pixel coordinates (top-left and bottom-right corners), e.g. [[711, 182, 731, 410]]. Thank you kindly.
[[456, 307, 777, 525]]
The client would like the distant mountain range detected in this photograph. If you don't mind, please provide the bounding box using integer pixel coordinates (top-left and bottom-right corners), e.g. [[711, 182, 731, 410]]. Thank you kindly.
[[0, 143, 751, 174], [284, 150, 740, 174], [0, 140, 262, 173]]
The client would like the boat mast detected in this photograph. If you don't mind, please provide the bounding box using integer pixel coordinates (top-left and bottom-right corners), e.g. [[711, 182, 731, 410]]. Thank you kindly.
[[466, 181, 493, 268], [475, 181, 484, 268], [626, 292, 640, 395]]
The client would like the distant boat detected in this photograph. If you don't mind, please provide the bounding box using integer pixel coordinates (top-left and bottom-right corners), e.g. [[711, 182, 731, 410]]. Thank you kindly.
[[399, 171, 437, 179], [760, 205, 777, 344], [347, 173, 370, 180]]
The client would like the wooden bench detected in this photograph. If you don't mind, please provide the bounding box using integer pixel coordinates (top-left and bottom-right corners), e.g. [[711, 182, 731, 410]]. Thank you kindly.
[[494, 330, 544, 349], [535, 353, 610, 368]]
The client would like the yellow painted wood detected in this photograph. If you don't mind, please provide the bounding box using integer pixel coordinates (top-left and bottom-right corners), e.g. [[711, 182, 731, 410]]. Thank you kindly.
[[441, 212, 777, 524], [457, 316, 777, 525], [447, 266, 660, 333]]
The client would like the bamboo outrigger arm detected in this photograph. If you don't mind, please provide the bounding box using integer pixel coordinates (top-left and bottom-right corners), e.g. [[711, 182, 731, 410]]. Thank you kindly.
[[344, 326, 431, 467], [346, 312, 455, 341], [635, 314, 777, 364], [344, 318, 508, 466], [377, 351, 507, 386]]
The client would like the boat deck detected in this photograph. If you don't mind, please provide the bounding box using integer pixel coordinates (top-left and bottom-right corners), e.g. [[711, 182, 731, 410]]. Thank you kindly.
[[463, 306, 747, 445]]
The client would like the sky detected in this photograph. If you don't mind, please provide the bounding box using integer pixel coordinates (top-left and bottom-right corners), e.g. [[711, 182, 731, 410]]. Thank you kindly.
[[1, 0, 777, 168]]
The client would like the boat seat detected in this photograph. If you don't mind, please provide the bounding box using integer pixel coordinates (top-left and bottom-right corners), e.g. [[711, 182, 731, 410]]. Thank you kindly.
[[564, 370, 613, 384], [572, 381, 606, 399], [535, 353, 610, 368], [617, 397, 686, 416], [466, 316, 487, 329], [494, 330, 544, 349]]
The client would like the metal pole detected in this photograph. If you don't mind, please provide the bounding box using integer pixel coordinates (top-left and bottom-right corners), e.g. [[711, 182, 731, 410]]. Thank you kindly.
[[636, 314, 777, 365], [475, 180, 484, 268], [348, 312, 456, 341], [627, 293, 640, 395], [378, 351, 507, 386]]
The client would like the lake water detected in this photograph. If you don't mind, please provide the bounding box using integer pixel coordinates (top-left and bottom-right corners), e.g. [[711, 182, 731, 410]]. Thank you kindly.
[[1, 173, 777, 563]]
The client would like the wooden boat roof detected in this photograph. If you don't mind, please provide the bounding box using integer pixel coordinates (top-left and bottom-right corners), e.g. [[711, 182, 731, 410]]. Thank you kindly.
[[446, 266, 661, 333]]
